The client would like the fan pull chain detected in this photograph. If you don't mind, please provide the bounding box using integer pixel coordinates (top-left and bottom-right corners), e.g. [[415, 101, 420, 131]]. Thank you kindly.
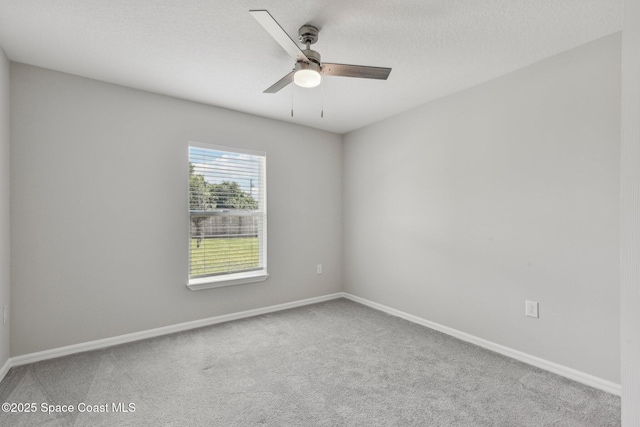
[[291, 85, 294, 117], [321, 82, 324, 118]]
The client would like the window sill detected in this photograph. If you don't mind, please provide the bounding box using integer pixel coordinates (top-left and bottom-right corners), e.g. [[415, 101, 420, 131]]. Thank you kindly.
[[187, 271, 269, 291]]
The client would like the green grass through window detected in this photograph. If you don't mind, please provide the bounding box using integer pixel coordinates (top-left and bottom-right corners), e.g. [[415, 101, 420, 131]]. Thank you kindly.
[[189, 237, 259, 277]]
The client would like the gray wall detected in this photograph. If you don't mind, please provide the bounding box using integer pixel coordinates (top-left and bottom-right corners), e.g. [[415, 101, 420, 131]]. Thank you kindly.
[[10, 64, 342, 356], [343, 34, 621, 383], [621, 0, 640, 421], [0, 48, 10, 368]]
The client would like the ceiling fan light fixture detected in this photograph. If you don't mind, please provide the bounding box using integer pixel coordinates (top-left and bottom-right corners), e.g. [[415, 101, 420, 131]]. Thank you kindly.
[[294, 62, 321, 88], [249, 10, 391, 94]]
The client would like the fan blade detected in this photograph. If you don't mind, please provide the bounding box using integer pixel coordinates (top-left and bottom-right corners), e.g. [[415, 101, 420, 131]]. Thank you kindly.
[[250, 10, 309, 63], [321, 63, 392, 80], [264, 71, 295, 93]]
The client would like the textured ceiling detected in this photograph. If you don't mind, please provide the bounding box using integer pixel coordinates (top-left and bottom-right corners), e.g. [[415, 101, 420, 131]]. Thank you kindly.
[[0, 0, 622, 134]]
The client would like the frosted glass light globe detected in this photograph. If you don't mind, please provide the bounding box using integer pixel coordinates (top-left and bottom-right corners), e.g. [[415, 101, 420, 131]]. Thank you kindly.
[[294, 69, 322, 88]]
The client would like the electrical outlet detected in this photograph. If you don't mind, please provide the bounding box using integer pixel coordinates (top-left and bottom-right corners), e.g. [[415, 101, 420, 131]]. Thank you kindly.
[[3, 305, 8, 325], [316, 264, 323, 274], [525, 301, 539, 318]]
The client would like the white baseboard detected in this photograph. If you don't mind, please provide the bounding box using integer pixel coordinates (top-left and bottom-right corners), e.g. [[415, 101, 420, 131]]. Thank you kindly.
[[342, 292, 621, 396], [5, 292, 344, 373], [1, 291, 622, 397], [0, 357, 10, 383]]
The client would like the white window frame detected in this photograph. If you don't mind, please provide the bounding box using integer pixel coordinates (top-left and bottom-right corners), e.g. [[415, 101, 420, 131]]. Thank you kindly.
[[187, 141, 268, 291]]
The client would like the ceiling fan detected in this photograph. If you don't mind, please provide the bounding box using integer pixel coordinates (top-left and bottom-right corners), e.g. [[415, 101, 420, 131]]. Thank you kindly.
[[249, 10, 392, 93]]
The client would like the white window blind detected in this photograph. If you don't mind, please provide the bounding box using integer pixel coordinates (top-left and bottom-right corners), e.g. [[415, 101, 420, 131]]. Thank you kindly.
[[188, 143, 266, 283]]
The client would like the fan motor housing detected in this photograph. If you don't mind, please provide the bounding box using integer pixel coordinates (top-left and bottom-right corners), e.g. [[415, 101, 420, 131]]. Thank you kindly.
[[301, 49, 321, 66], [295, 60, 321, 74]]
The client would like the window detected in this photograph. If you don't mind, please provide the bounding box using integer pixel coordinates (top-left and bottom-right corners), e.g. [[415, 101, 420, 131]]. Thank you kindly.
[[187, 142, 267, 290]]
